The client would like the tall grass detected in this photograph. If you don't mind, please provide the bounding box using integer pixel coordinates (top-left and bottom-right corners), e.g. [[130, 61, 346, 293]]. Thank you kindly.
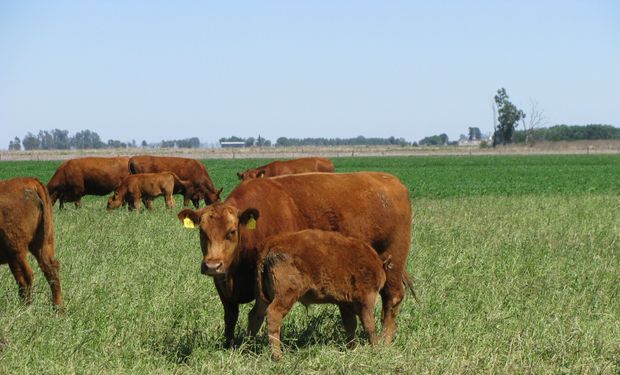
[[0, 155, 619, 373]]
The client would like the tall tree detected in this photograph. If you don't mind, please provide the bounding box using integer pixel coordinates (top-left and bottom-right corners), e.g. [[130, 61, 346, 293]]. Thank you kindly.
[[468, 127, 482, 141], [521, 100, 545, 145], [493, 88, 525, 146], [8, 137, 21, 151], [22, 132, 40, 150]]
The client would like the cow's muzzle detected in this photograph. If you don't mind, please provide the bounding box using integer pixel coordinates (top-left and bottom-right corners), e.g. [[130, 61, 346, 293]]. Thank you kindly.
[[201, 261, 225, 276]]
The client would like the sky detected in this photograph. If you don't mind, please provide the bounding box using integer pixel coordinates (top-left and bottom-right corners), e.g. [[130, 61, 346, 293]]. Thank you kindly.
[[1, 1, 619, 149]]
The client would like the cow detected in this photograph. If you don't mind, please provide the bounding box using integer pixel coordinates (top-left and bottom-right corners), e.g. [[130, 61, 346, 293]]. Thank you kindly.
[[107, 172, 190, 211], [129, 155, 222, 208], [178, 172, 412, 347], [0, 177, 63, 307], [254, 229, 388, 359], [47, 157, 130, 209], [236, 157, 335, 180]]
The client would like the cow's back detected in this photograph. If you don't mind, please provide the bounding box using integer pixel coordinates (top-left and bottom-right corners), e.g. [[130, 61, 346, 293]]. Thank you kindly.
[[228, 172, 411, 258]]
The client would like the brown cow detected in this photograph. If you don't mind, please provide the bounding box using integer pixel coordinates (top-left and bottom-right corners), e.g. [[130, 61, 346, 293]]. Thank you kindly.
[[254, 229, 387, 359], [178, 172, 412, 347], [0, 177, 63, 307], [236, 157, 335, 180], [47, 157, 130, 208], [107, 172, 189, 210], [129, 155, 222, 207]]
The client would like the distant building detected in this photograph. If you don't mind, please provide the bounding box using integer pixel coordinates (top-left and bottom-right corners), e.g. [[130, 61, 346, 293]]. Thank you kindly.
[[220, 141, 246, 148]]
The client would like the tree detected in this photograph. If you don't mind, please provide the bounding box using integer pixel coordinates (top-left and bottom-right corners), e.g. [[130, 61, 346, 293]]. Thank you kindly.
[[141, 140, 148, 148], [419, 133, 449, 146], [71, 130, 104, 149], [245, 137, 256, 147], [468, 127, 482, 141], [22, 132, 40, 150], [51, 129, 70, 149], [8, 137, 21, 151], [493, 88, 525, 146], [521, 100, 545, 145]]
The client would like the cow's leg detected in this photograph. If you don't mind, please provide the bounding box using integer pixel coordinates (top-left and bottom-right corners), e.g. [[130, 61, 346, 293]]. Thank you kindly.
[[266, 296, 295, 360], [247, 298, 267, 337], [8, 250, 34, 304], [358, 295, 379, 345], [33, 250, 63, 308], [145, 199, 154, 211], [338, 304, 357, 348], [222, 301, 240, 348], [164, 191, 175, 209], [380, 268, 405, 344], [74, 198, 82, 209]]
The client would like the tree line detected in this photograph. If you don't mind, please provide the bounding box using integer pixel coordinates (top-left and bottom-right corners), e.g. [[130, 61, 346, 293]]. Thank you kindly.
[[7, 129, 202, 151]]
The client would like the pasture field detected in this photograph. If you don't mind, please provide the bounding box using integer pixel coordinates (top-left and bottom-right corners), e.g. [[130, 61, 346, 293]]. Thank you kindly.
[[0, 155, 619, 374]]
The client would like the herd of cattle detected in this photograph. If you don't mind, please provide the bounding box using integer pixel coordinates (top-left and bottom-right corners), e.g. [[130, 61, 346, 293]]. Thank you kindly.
[[0, 155, 413, 359]]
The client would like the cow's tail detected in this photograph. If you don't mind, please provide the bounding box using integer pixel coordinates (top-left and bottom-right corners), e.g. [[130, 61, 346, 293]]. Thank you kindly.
[[169, 172, 189, 194], [402, 271, 419, 303], [32, 178, 55, 253], [256, 251, 287, 304], [128, 158, 138, 174]]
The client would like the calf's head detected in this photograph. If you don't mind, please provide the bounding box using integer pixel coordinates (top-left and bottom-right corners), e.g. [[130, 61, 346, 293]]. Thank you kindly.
[[107, 194, 123, 210], [237, 169, 265, 180], [178, 203, 259, 276]]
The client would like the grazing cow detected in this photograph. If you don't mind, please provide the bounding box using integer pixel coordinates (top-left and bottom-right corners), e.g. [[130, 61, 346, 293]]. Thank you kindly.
[[0, 177, 63, 307], [236, 157, 335, 180], [255, 229, 388, 359], [129, 155, 222, 207], [47, 157, 130, 208], [107, 172, 190, 210], [178, 172, 412, 347]]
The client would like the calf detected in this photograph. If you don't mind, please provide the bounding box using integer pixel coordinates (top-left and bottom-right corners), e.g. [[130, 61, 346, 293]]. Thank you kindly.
[[252, 229, 387, 359], [0, 177, 63, 307], [107, 172, 187, 210]]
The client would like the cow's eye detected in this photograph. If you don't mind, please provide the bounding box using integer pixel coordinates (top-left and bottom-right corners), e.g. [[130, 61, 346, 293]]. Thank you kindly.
[[226, 230, 237, 240]]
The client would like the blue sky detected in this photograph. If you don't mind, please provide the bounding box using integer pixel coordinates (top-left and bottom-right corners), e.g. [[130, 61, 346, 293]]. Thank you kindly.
[[1, 1, 618, 148]]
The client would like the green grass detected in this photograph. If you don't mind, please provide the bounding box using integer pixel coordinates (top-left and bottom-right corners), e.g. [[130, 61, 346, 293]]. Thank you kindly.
[[1, 155, 619, 373]]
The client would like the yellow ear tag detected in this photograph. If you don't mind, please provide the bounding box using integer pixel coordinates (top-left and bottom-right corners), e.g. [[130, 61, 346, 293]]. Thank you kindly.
[[183, 217, 195, 229], [247, 215, 257, 230]]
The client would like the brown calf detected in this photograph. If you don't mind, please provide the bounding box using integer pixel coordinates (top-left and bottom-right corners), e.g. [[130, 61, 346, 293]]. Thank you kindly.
[[0, 177, 63, 307], [236, 157, 335, 180], [129, 155, 222, 207], [253, 229, 387, 359], [107, 172, 186, 210]]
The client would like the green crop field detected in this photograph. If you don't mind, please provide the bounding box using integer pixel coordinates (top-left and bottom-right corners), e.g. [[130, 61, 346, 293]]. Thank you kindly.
[[1, 155, 619, 374]]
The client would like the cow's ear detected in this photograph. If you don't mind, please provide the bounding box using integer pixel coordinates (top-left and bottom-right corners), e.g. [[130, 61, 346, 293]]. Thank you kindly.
[[178, 209, 201, 229], [238, 208, 260, 229], [257, 170, 266, 178], [236, 172, 244, 180]]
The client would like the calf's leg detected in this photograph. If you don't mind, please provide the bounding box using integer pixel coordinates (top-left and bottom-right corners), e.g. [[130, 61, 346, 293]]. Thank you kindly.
[[266, 295, 296, 360], [359, 295, 379, 345]]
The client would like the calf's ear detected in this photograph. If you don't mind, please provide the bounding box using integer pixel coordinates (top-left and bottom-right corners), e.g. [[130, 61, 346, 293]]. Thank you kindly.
[[178, 209, 202, 229], [238, 208, 260, 229]]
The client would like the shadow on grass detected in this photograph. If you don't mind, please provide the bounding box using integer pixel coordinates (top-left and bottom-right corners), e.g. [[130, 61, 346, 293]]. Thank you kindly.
[[151, 306, 373, 363]]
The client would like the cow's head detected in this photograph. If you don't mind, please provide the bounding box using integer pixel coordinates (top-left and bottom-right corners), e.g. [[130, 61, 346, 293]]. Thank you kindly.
[[107, 194, 123, 210], [237, 169, 265, 180], [204, 187, 223, 206], [178, 203, 259, 277]]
